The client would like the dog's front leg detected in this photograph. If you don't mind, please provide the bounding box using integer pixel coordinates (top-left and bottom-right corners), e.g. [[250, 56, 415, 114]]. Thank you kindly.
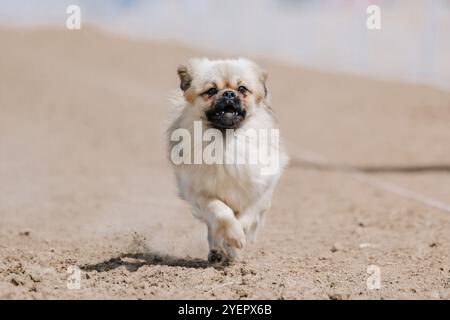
[[196, 198, 245, 263]]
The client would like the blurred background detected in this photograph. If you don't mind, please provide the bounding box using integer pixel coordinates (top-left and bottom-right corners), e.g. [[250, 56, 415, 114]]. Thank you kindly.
[[1, 0, 449, 91]]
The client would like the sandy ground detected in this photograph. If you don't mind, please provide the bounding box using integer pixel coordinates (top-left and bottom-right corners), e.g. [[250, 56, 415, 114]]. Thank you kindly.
[[0, 27, 449, 300]]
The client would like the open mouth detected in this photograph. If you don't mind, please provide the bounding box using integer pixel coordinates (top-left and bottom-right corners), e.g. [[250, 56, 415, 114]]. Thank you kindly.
[[214, 105, 242, 117], [206, 105, 246, 130]]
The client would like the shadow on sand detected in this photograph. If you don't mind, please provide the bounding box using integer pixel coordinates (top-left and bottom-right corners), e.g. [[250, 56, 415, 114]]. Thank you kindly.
[[81, 252, 212, 272], [290, 159, 450, 174]]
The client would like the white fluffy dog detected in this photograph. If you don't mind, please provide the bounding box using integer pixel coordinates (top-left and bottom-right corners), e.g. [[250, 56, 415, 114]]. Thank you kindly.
[[167, 58, 288, 263]]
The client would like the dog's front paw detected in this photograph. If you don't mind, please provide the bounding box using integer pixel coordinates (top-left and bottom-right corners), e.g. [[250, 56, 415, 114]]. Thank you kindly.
[[208, 249, 227, 264], [224, 244, 243, 262], [223, 221, 246, 249]]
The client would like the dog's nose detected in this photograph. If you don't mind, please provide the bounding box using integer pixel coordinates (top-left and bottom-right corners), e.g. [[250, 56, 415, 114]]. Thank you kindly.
[[222, 90, 236, 101]]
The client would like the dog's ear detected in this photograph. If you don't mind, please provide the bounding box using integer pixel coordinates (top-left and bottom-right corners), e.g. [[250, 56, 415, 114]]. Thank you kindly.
[[240, 58, 269, 99], [177, 65, 192, 92], [260, 69, 268, 98], [260, 69, 268, 83]]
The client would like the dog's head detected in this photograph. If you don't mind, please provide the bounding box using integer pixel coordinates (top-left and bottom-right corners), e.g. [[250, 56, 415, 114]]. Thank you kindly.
[[177, 58, 268, 130]]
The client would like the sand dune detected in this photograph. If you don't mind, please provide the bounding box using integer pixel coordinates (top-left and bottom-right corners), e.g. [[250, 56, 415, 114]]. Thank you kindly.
[[0, 27, 449, 299]]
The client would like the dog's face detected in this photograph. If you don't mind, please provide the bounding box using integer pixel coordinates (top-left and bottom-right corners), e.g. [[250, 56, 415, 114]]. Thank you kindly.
[[177, 58, 268, 130]]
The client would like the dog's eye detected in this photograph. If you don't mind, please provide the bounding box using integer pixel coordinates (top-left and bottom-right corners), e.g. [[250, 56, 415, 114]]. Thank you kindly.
[[205, 88, 218, 96], [238, 86, 248, 94]]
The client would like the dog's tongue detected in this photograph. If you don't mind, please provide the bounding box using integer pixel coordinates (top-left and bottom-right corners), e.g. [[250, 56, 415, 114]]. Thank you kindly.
[[223, 112, 235, 119]]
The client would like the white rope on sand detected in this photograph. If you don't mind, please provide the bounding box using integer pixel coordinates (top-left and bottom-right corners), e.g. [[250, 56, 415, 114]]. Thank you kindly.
[[293, 148, 450, 214]]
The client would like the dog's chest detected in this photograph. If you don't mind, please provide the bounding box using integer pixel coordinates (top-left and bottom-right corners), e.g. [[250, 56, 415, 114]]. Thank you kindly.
[[176, 124, 279, 213], [202, 162, 265, 211], [204, 137, 270, 207]]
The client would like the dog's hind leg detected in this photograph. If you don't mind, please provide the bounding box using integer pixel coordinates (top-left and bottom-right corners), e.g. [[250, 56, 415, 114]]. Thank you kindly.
[[239, 196, 272, 243], [239, 208, 267, 243]]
